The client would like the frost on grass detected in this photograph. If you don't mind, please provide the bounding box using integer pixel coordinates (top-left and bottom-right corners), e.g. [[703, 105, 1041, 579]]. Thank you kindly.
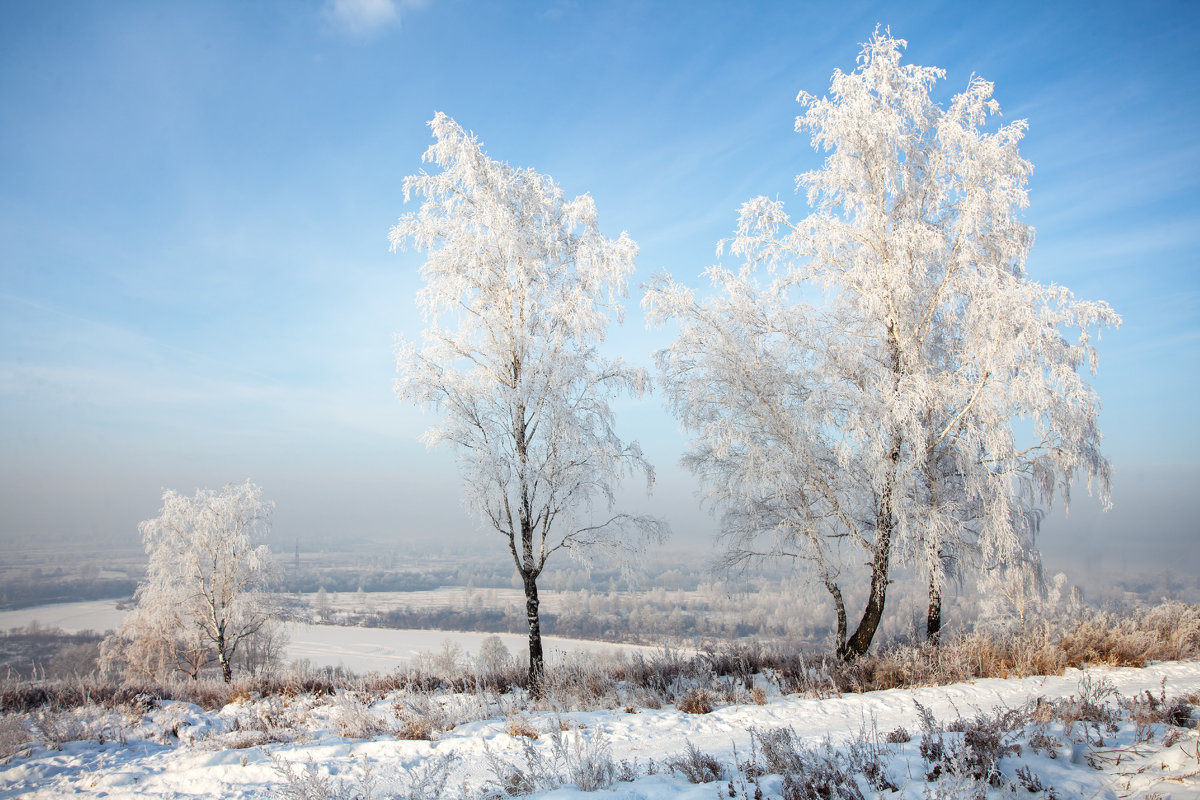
[[271, 752, 455, 800]]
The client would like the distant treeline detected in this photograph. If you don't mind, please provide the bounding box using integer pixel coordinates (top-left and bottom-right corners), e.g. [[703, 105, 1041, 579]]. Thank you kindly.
[[283, 570, 452, 594], [345, 601, 790, 645]]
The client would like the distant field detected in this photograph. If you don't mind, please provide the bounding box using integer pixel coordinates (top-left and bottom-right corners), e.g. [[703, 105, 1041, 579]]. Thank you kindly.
[[285, 623, 657, 672], [0, 597, 660, 673]]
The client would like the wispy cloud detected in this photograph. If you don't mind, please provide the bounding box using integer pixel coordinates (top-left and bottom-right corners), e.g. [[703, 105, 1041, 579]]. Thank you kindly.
[[325, 0, 425, 37], [541, 1, 577, 21]]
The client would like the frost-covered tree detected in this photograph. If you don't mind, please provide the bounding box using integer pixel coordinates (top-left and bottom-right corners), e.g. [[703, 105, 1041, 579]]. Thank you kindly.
[[391, 113, 665, 693], [314, 586, 332, 623], [646, 30, 1118, 659], [477, 635, 512, 675], [131, 481, 281, 682]]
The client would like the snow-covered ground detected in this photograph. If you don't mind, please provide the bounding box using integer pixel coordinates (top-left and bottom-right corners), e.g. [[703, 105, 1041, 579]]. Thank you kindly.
[[0, 600, 659, 673], [3, 661, 1198, 799], [285, 623, 658, 672]]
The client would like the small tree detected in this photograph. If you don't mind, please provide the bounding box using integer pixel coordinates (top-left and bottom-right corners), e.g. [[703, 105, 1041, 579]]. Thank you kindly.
[[314, 586, 332, 623], [133, 481, 281, 682], [478, 634, 512, 675], [392, 113, 665, 694], [647, 29, 1117, 659]]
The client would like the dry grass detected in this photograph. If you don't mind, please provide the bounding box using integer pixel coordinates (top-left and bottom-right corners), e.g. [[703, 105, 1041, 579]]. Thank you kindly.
[[394, 714, 433, 741], [675, 688, 715, 715], [829, 601, 1200, 695], [504, 714, 540, 739]]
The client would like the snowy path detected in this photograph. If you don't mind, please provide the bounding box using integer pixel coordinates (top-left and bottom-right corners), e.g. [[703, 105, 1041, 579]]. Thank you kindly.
[[3, 660, 1199, 798]]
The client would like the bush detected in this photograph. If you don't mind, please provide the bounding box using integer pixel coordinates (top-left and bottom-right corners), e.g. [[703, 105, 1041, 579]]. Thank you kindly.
[[563, 730, 616, 792], [667, 740, 724, 783], [0, 715, 32, 763], [484, 737, 563, 796], [675, 688, 714, 715], [329, 693, 389, 739], [750, 724, 896, 799], [270, 754, 378, 800]]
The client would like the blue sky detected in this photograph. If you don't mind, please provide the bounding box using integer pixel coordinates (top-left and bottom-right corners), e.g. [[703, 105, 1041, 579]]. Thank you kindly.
[[1, 1, 1197, 583]]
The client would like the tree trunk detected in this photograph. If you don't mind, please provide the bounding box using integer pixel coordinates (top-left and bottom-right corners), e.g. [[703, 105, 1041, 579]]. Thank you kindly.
[[823, 576, 848, 655], [522, 571, 545, 696], [840, 522, 893, 660], [216, 628, 233, 683], [927, 574, 942, 645], [839, 436, 900, 661]]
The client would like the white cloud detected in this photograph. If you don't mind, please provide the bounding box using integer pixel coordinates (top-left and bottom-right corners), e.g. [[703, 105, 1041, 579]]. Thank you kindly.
[[325, 0, 424, 37]]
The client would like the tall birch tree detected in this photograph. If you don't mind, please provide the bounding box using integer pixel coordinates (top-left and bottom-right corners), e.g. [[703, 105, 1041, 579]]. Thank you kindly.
[[392, 113, 664, 693], [646, 30, 1118, 658]]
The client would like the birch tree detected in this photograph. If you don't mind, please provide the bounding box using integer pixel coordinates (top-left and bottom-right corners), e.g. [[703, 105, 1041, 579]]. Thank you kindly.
[[646, 29, 1118, 659], [134, 481, 280, 682], [391, 113, 665, 693]]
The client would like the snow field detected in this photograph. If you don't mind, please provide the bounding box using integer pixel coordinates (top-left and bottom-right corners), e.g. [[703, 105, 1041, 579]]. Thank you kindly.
[[2, 661, 1199, 798], [0, 599, 661, 673], [285, 624, 660, 673]]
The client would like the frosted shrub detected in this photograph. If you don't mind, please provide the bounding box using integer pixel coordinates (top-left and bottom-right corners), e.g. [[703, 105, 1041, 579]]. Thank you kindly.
[[393, 691, 456, 739], [31, 709, 79, 749], [750, 725, 897, 799], [415, 640, 463, 678], [394, 713, 433, 741], [483, 729, 617, 795], [0, 715, 32, 763], [269, 751, 457, 800], [483, 736, 565, 796], [399, 753, 457, 799], [503, 714, 540, 740], [146, 701, 200, 744], [270, 754, 380, 800], [563, 730, 616, 791], [214, 697, 302, 749], [667, 740, 724, 783], [917, 701, 1027, 786], [32, 706, 126, 749], [542, 654, 618, 709], [329, 693, 389, 739]]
